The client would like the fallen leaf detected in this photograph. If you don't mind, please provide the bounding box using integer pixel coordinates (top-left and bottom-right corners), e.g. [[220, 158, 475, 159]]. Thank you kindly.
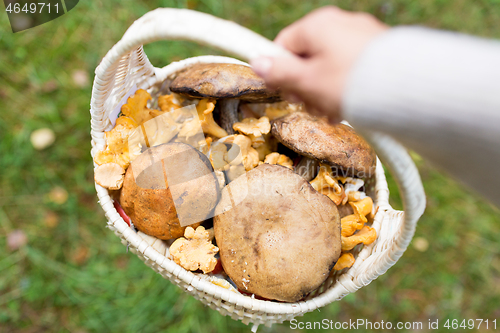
[[44, 210, 59, 228], [412, 237, 429, 252], [41, 79, 58, 93], [72, 69, 89, 88], [30, 128, 55, 150], [114, 255, 129, 270], [72, 245, 89, 265], [7, 230, 28, 251], [48, 186, 68, 205], [10, 13, 32, 31]]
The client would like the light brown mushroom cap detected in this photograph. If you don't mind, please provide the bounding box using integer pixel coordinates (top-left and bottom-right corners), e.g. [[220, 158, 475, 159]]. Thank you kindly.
[[214, 164, 341, 302], [119, 142, 219, 240], [169, 63, 280, 102], [271, 112, 376, 178]]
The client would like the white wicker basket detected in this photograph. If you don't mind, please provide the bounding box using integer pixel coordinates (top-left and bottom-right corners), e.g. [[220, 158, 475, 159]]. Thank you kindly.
[[90, 8, 426, 331]]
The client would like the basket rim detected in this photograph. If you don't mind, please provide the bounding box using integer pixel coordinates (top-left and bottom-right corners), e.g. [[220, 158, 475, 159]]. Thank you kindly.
[[91, 55, 395, 317], [89, 9, 425, 327]]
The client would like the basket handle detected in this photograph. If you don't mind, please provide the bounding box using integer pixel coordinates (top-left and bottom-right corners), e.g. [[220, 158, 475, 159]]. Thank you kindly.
[[93, 8, 426, 254], [94, 8, 293, 79]]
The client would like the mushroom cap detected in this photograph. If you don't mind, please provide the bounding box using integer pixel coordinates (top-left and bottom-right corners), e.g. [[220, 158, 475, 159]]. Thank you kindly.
[[271, 112, 376, 178], [169, 63, 280, 102], [214, 164, 341, 302], [119, 142, 219, 240]]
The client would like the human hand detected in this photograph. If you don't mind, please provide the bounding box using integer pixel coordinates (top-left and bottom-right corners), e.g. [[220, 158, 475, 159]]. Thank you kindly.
[[251, 6, 388, 123]]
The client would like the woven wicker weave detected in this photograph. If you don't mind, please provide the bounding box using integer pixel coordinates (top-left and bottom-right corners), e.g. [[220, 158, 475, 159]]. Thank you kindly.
[[90, 8, 426, 331]]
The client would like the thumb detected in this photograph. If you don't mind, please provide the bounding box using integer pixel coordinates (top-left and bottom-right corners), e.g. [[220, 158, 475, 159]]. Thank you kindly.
[[250, 55, 308, 91]]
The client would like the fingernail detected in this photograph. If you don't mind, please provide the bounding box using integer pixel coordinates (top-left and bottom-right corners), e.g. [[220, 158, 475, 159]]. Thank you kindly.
[[250, 57, 273, 79]]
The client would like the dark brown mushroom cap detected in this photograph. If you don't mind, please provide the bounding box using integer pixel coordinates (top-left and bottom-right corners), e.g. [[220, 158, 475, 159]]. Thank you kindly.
[[214, 164, 341, 302], [271, 112, 377, 178], [169, 63, 280, 102]]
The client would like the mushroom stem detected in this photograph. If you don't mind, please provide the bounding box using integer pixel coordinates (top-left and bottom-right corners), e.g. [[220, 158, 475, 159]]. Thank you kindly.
[[294, 157, 319, 181], [220, 99, 240, 135]]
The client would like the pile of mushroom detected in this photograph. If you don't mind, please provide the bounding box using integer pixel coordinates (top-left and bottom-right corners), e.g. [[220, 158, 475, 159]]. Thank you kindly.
[[93, 62, 378, 302]]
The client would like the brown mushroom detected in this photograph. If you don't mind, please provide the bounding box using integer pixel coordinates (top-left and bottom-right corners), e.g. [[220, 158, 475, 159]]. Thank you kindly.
[[214, 164, 341, 302], [169, 63, 280, 135], [119, 142, 220, 240], [271, 112, 376, 178]]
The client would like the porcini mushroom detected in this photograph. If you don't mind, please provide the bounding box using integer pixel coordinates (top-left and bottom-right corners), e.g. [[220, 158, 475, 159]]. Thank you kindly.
[[169, 63, 280, 135], [271, 112, 376, 178], [119, 142, 220, 240], [214, 164, 341, 302]]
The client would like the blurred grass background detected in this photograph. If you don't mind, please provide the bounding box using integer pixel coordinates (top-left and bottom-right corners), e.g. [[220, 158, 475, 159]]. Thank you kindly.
[[0, 0, 499, 332]]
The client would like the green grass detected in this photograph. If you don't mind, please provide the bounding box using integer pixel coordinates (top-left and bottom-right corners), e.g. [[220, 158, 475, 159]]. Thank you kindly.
[[1, 0, 499, 332]]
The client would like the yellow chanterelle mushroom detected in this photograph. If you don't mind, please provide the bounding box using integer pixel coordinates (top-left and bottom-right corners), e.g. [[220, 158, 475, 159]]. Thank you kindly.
[[169, 226, 219, 274], [233, 116, 271, 147]]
